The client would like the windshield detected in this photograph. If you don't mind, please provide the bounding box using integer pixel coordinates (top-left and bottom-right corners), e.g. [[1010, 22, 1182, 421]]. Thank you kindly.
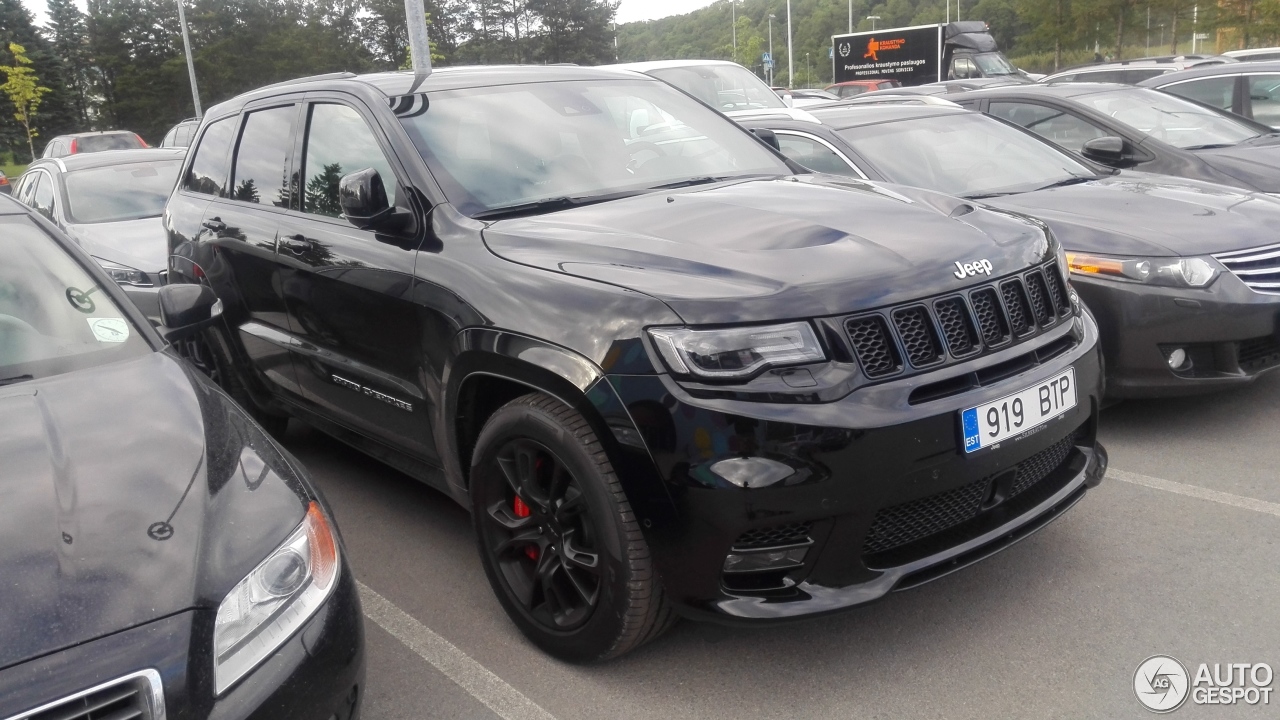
[[974, 52, 1019, 76], [0, 217, 150, 383], [646, 64, 787, 112], [837, 113, 1096, 197], [398, 79, 791, 216], [64, 159, 182, 224], [1074, 88, 1261, 148], [76, 133, 144, 153]]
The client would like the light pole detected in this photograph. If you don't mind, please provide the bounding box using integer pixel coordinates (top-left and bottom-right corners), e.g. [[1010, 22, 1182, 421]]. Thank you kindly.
[[176, 0, 202, 117], [730, 0, 737, 62], [768, 14, 775, 86], [786, 0, 793, 87], [867, 15, 881, 30], [806, 52, 810, 87], [848, 0, 852, 33]]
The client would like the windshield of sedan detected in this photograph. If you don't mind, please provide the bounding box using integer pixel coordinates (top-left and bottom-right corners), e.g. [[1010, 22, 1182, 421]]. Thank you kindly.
[[645, 64, 788, 112], [836, 112, 1096, 198], [1074, 88, 1261, 148], [0, 217, 150, 384], [64, 159, 182, 224], [397, 79, 791, 216], [973, 52, 1019, 76]]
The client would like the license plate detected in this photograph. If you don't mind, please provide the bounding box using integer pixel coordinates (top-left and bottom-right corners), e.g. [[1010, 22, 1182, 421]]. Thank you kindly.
[[961, 368, 1076, 453]]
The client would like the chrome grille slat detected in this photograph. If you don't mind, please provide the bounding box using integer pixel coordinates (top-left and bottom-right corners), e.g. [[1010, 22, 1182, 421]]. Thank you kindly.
[[1214, 243, 1280, 295], [4, 671, 163, 720]]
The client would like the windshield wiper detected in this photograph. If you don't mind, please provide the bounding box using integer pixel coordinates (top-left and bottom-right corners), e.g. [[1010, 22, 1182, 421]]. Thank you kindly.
[[472, 190, 646, 220], [1032, 176, 1094, 192], [1182, 142, 1238, 150], [647, 174, 776, 190], [0, 374, 34, 387]]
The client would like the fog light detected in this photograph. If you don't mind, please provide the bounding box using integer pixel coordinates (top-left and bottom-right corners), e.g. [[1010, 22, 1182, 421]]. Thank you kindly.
[[1166, 347, 1188, 370], [723, 547, 808, 573]]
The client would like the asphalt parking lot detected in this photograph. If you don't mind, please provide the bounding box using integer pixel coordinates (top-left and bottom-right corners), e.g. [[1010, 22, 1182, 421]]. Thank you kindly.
[[287, 370, 1280, 720]]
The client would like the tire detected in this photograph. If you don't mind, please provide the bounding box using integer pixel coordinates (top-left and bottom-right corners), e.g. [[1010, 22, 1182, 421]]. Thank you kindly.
[[469, 393, 676, 662], [178, 325, 290, 438]]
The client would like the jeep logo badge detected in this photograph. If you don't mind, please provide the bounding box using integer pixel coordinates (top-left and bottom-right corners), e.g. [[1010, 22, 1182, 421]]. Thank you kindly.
[[954, 259, 994, 279]]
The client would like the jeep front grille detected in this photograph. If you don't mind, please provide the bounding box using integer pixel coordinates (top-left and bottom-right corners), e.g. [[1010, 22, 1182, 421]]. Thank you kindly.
[[843, 261, 1072, 379], [3, 670, 164, 720], [1214, 242, 1280, 295]]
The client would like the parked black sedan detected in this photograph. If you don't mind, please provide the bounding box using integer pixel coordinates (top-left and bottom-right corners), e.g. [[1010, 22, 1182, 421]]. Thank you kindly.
[[1139, 60, 1280, 129], [949, 83, 1280, 193], [165, 66, 1105, 661], [740, 103, 1280, 396], [0, 195, 363, 718]]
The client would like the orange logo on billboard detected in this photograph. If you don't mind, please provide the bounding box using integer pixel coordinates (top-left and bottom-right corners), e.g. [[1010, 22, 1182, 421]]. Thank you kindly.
[[865, 36, 906, 61]]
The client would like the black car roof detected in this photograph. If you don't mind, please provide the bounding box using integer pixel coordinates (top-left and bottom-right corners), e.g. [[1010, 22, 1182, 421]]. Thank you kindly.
[[31, 148, 186, 172], [208, 66, 654, 117], [805, 104, 969, 129], [1140, 59, 1280, 86]]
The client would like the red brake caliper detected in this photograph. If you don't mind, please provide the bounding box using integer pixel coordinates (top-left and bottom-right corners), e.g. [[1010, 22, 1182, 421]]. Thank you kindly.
[[513, 496, 538, 560]]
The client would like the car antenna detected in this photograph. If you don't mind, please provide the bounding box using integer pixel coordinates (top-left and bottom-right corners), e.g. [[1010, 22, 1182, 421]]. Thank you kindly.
[[404, 0, 432, 92]]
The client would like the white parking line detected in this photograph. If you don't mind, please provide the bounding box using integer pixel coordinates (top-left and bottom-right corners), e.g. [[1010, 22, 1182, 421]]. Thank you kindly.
[[1110, 469, 1280, 519], [357, 581, 558, 720]]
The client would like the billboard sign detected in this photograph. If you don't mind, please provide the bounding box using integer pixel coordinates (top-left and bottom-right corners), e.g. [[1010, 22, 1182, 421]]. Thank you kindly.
[[832, 24, 943, 85]]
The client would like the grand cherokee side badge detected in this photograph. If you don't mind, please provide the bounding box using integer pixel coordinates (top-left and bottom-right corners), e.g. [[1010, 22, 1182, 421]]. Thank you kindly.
[[954, 259, 994, 279], [332, 374, 413, 412]]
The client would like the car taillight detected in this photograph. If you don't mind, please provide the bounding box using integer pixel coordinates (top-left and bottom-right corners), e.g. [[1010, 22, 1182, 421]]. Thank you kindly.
[[69, 138, 78, 153], [0, 176, 8, 186], [135, 133, 149, 148]]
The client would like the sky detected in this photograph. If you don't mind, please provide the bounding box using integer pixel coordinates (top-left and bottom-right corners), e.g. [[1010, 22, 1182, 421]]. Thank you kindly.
[[20, 0, 715, 27]]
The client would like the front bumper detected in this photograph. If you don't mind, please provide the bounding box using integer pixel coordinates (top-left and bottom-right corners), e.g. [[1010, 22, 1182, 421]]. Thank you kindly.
[[607, 313, 1104, 622], [0, 557, 364, 720], [1075, 273, 1280, 397]]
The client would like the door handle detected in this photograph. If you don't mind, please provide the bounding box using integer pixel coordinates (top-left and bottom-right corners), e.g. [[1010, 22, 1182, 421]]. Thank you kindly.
[[201, 218, 226, 233], [279, 234, 315, 254]]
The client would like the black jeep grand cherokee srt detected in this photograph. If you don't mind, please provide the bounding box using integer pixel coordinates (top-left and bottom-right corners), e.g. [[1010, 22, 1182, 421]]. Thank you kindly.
[[164, 65, 1107, 661]]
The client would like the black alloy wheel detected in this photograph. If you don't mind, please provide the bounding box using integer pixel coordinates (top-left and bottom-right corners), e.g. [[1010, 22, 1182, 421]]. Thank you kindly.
[[470, 393, 675, 662], [486, 438, 601, 631]]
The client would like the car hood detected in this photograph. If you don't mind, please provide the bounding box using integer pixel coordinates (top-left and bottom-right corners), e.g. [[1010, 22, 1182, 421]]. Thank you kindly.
[[1191, 138, 1280, 193], [988, 173, 1280, 256], [0, 352, 310, 670], [64, 217, 167, 273], [482, 176, 1053, 324]]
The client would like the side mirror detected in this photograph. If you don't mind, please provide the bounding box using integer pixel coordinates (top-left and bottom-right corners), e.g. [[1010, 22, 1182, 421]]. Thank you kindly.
[[158, 284, 221, 340], [339, 168, 394, 230], [750, 128, 782, 152], [1081, 136, 1128, 165]]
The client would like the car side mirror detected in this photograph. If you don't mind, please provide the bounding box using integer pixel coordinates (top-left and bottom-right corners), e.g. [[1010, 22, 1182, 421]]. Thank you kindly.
[[1081, 136, 1128, 165], [339, 168, 397, 230], [158, 284, 221, 340], [750, 128, 782, 152]]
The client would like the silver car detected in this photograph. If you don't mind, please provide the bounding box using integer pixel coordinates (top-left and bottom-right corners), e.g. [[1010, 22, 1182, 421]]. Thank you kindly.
[[13, 149, 184, 319]]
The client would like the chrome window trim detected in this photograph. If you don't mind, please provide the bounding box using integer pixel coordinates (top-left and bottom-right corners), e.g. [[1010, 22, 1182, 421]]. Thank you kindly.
[[771, 129, 870, 179], [2, 668, 165, 720]]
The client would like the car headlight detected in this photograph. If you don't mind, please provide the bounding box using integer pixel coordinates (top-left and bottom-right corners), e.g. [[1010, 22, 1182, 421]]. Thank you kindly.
[[94, 257, 152, 287], [213, 502, 339, 695], [1066, 252, 1218, 288], [648, 322, 826, 380]]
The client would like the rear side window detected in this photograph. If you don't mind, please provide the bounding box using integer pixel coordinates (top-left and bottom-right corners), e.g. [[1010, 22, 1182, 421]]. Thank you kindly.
[[231, 106, 296, 207], [186, 117, 237, 196], [1165, 76, 1236, 110], [30, 173, 55, 220]]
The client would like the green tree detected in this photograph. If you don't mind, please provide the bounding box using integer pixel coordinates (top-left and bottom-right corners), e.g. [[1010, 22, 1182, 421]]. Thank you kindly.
[[46, 0, 92, 124], [0, 43, 52, 161]]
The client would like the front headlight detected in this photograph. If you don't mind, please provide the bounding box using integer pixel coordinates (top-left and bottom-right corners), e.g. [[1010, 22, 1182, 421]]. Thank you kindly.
[[213, 502, 339, 695], [648, 322, 826, 380], [94, 257, 152, 287], [1066, 252, 1219, 288]]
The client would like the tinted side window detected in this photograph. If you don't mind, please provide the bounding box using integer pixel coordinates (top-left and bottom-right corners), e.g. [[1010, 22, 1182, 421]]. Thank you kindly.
[[839, 85, 865, 97], [989, 101, 1108, 153], [1076, 70, 1126, 83], [776, 133, 860, 177], [186, 116, 237, 196], [1248, 74, 1280, 128], [30, 173, 55, 220], [301, 103, 397, 218], [1165, 76, 1235, 110], [231, 106, 295, 207], [1120, 69, 1170, 84]]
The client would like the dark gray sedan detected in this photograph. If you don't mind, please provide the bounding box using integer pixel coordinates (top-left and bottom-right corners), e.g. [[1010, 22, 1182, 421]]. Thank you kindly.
[[1139, 60, 1280, 129]]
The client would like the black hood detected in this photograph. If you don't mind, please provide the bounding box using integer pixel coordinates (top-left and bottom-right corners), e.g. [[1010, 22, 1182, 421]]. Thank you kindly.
[[483, 176, 1052, 325], [989, 172, 1280, 256], [1193, 139, 1280, 193], [0, 352, 310, 670]]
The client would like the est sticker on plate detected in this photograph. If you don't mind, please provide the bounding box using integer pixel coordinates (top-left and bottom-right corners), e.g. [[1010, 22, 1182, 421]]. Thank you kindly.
[[961, 368, 1076, 453]]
